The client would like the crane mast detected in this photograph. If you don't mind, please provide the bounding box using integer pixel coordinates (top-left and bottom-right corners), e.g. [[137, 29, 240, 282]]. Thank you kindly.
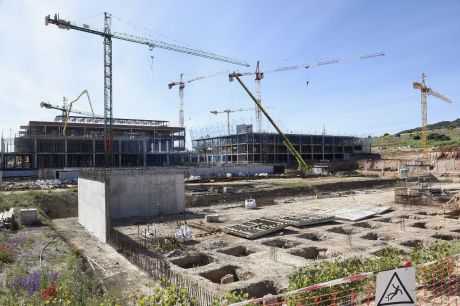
[[179, 74, 185, 127], [168, 70, 229, 129], [45, 13, 249, 167], [413, 73, 452, 161], [255, 61, 263, 133]]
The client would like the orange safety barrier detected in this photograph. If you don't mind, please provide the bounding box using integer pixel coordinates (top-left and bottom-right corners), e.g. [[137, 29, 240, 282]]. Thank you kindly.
[[228, 255, 460, 306]]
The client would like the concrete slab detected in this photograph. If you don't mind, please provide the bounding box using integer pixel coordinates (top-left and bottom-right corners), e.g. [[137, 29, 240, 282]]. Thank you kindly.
[[224, 218, 289, 239]]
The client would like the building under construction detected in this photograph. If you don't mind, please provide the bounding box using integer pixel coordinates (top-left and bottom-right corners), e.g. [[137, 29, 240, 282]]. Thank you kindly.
[[2, 116, 188, 171], [192, 124, 371, 165]]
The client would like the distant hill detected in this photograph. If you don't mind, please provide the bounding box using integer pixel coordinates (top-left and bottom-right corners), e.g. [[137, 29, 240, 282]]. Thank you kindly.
[[399, 118, 460, 134], [372, 118, 460, 148]]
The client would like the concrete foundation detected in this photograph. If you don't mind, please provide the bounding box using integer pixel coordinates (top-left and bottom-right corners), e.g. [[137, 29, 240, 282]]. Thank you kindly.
[[78, 168, 185, 242]]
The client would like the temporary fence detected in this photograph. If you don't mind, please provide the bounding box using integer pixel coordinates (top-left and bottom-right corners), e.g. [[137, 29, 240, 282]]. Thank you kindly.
[[228, 255, 460, 306]]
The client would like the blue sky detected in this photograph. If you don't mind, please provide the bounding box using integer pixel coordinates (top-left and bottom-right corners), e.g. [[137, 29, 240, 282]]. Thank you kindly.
[[0, 0, 459, 143]]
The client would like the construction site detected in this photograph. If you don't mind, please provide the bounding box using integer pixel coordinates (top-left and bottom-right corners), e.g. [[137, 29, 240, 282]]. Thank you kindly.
[[1, 2, 460, 306]]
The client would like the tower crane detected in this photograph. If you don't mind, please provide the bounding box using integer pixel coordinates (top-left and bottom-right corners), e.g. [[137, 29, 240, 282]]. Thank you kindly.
[[231, 52, 385, 133], [413, 73, 452, 161], [45, 13, 249, 166], [210, 107, 269, 135], [168, 71, 228, 127]]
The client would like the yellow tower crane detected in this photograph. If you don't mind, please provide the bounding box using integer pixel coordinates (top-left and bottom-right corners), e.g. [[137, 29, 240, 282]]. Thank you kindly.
[[413, 73, 452, 161]]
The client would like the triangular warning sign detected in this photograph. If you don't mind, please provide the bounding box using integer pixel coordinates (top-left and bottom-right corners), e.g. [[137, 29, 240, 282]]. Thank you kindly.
[[377, 272, 414, 305]]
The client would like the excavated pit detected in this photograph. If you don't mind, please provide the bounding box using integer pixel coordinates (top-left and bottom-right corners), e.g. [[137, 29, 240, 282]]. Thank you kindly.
[[375, 217, 393, 223], [218, 246, 255, 257], [352, 221, 381, 229], [171, 253, 213, 269], [199, 265, 253, 284], [361, 232, 379, 240], [297, 232, 328, 241], [411, 222, 427, 229], [432, 234, 457, 241], [232, 280, 281, 299], [290, 247, 327, 260], [400, 240, 423, 248], [261, 238, 300, 249], [327, 226, 359, 235]]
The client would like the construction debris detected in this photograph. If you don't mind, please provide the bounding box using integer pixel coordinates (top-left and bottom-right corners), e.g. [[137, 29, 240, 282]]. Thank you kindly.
[[0, 208, 16, 229], [244, 199, 257, 209], [175, 225, 193, 242]]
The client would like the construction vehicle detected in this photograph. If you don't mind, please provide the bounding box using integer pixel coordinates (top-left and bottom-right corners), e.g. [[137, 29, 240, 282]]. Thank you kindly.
[[45, 13, 248, 166], [229, 72, 310, 174], [40, 90, 100, 136], [168, 71, 228, 127], [232, 52, 385, 133], [413, 73, 452, 161]]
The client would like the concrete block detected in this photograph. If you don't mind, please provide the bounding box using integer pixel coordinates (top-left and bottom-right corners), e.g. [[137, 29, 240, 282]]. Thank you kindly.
[[206, 214, 219, 223], [220, 274, 234, 284], [20, 208, 38, 225]]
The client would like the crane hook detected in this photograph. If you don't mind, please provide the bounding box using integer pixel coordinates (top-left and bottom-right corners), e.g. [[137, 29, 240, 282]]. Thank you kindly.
[[149, 47, 154, 80]]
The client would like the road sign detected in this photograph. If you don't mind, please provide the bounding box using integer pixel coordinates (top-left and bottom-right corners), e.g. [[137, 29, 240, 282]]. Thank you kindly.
[[376, 267, 416, 306]]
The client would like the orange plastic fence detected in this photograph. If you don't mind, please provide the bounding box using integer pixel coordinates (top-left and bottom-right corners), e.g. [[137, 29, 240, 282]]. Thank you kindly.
[[229, 255, 460, 306]]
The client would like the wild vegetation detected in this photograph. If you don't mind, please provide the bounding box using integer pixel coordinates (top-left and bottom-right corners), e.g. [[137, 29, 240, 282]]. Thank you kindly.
[[288, 241, 458, 305], [372, 127, 460, 148]]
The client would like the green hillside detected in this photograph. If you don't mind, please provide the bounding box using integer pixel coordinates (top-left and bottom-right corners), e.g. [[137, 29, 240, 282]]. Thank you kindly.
[[399, 118, 460, 134], [372, 127, 460, 148]]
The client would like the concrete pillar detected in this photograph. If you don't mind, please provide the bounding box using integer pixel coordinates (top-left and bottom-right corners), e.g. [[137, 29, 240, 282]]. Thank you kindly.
[[64, 139, 68, 167], [118, 140, 122, 167], [143, 139, 147, 167], [34, 138, 38, 168], [92, 139, 96, 167]]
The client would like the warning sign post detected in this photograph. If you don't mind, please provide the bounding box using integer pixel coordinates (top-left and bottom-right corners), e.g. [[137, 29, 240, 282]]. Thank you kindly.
[[376, 267, 416, 306]]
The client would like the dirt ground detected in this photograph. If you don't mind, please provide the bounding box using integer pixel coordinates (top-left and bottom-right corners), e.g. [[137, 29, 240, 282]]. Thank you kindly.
[[186, 175, 397, 207], [53, 218, 156, 298], [115, 180, 460, 298]]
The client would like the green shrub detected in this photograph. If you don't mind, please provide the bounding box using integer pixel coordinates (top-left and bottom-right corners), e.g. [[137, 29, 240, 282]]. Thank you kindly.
[[0, 243, 14, 264], [287, 242, 455, 306], [428, 132, 451, 141]]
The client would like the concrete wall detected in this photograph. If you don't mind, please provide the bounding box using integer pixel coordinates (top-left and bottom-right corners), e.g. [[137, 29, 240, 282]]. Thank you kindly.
[[110, 172, 184, 219], [78, 178, 108, 242]]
